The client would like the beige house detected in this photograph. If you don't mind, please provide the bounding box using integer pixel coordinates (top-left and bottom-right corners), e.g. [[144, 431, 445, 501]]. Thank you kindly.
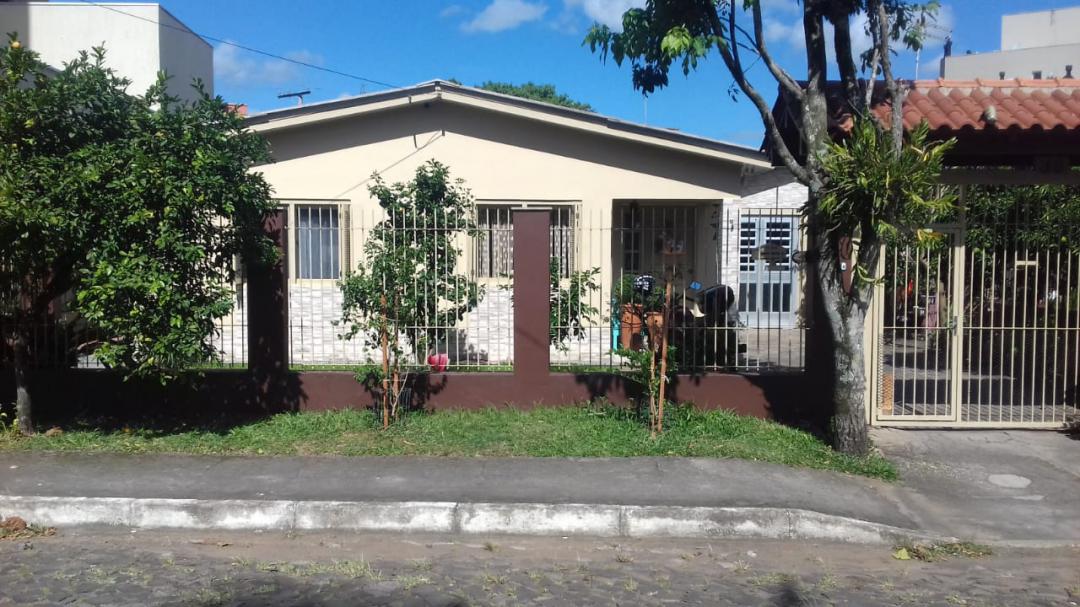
[[236, 80, 806, 369]]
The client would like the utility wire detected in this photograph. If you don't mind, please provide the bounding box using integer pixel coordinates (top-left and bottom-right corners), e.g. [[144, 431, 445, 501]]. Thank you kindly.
[[75, 0, 400, 90], [331, 132, 445, 199]]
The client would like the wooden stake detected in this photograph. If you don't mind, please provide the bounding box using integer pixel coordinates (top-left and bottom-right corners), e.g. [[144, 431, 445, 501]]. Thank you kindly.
[[656, 265, 674, 435], [380, 295, 389, 429]]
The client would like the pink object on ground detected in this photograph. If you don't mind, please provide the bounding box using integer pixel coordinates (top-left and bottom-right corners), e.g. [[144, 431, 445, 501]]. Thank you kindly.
[[428, 353, 449, 373]]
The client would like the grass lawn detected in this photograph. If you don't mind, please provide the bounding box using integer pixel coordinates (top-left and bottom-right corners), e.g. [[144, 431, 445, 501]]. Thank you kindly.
[[0, 406, 897, 480]]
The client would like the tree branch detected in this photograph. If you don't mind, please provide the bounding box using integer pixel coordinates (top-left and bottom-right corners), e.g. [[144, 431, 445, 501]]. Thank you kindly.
[[863, 47, 880, 110], [704, 2, 810, 184], [871, 0, 905, 154], [828, 7, 860, 112], [801, 0, 830, 185], [749, 1, 804, 102]]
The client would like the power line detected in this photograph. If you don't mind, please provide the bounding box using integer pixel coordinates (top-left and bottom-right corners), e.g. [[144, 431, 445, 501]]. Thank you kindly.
[[331, 132, 445, 199], [74, 0, 400, 90]]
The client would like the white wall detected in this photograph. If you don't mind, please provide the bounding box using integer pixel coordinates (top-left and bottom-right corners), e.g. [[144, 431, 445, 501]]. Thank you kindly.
[[0, 2, 212, 102], [942, 7, 1080, 80], [158, 7, 213, 99], [941, 45, 1080, 80], [1002, 7, 1080, 50]]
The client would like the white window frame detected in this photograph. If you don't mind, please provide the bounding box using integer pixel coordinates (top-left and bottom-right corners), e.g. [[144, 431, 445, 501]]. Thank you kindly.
[[473, 201, 580, 282], [279, 200, 350, 283]]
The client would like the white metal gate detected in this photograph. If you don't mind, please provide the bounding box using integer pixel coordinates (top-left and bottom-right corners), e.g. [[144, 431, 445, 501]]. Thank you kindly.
[[871, 228, 963, 424], [738, 213, 801, 328], [871, 224, 1080, 427]]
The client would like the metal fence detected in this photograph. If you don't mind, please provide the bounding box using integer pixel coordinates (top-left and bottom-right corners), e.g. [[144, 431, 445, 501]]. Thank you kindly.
[[0, 254, 249, 372], [284, 202, 517, 370], [552, 204, 806, 372], [871, 199, 1080, 426], [281, 201, 808, 373]]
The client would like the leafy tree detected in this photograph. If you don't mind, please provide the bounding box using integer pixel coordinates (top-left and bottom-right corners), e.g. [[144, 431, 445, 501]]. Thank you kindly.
[[0, 37, 275, 434], [478, 81, 594, 111], [585, 0, 954, 455], [965, 185, 1080, 253], [339, 161, 480, 427]]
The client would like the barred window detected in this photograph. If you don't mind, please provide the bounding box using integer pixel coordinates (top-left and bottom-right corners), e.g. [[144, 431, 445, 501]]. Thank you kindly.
[[296, 205, 341, 279], [474, 205, 576, 278]]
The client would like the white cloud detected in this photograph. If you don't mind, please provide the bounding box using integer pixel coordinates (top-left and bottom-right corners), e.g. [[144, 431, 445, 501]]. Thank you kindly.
[[461, 0, 548, 33], [760, 3, 953, 58], [770, 0, 802, 15], [762, 11, 873, 61], [763, 15, 802, 48], [440, 4, 466, 18], [214, 43, 323, 87], [919, 3, 954, 50], [563, 0, 643, 29]]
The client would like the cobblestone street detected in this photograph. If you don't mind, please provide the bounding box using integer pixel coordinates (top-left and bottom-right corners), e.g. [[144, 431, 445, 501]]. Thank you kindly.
[[1, 529, 1077, 606]]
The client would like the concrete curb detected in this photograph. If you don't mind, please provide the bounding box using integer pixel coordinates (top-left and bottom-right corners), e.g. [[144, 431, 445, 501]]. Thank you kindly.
[[0, 495, 938, 545]]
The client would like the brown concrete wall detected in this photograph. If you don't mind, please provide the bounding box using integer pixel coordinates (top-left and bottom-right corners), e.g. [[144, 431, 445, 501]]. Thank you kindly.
[[3, 368, 814, 427]]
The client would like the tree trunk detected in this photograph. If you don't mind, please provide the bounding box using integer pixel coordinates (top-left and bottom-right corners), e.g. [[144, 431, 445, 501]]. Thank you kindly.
[[9, 331, 33, 435], [808, 237, 873, 457], [819, 279, 871, 456], [806, 189, 872, 457]]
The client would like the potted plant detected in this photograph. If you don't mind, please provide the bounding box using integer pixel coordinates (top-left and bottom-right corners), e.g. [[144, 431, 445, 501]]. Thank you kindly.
[[613, 274, 664, 351]]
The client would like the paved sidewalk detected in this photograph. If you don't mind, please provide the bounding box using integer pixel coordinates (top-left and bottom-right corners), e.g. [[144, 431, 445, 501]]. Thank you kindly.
[[1, 429, 1077, 543], [871, 428, 1080, 543]]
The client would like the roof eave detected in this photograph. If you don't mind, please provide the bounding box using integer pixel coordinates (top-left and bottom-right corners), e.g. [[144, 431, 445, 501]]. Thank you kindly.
[[245, 81, 772, 169]]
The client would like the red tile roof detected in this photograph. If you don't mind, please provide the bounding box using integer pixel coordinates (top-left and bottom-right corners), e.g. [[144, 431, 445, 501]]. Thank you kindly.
[[769, 79, 1080, 167], [862, 79, 1080, 135]]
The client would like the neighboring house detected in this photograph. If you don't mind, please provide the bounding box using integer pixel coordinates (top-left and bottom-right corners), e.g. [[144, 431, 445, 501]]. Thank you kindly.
[[941, 6, 1080, 80], [239, 80, 808, 369], [769, 77, 1080, 428], [0, 1, 212, 102]]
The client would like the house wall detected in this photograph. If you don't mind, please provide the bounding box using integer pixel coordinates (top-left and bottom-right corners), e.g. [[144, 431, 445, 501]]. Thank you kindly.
[[719, 180, 807, 291], [158, 7, 213, 98], [253, 98, 750, 366], [257, 99, 744, 208], [0, 2, 212, 102]]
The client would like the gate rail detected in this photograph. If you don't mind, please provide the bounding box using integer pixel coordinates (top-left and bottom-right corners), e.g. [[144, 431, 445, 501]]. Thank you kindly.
[[870, 215, 1080, 428]]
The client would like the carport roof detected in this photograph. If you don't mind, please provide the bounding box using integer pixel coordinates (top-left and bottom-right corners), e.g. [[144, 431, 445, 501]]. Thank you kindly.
[[767, 79, 1080, 168]]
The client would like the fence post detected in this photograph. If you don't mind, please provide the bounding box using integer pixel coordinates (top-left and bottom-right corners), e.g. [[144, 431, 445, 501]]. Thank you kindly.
[[513, 209, 550, 381], [248, 208, 290, 378]]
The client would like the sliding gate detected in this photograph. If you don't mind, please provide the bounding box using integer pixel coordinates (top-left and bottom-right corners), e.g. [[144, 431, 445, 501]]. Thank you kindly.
[[870, 224, 1080, 427]]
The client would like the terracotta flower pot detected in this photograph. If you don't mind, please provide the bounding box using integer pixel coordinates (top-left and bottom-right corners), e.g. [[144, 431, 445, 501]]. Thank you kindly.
[[619, 304, 644, 350], [645, 310, 665, 345]]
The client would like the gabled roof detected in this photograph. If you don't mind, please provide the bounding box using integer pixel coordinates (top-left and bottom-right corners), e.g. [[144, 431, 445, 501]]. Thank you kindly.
[[768, 79, 1080, 167], [245, 80, 772, 168]]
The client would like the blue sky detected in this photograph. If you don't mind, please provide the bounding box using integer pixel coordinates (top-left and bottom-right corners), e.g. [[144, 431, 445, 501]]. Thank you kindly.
[[155, 0, 1077, 147]]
